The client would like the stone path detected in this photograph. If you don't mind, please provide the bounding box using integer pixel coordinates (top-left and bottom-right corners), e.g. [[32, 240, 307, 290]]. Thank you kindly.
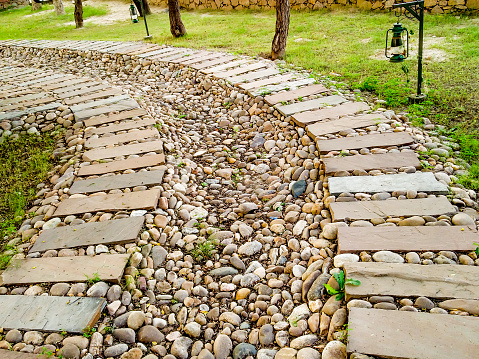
[[1, 39, 479, 359]]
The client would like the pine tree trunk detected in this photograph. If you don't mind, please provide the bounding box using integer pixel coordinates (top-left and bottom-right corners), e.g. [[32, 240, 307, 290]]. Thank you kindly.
[[133, 0, 143, 16], [31, 0, 42, 11], [53, 0, 65, 15], [74, 0, 83, 29], [168, 0, 186, 38], [142, 0, 151, 15], [271, 0, 290, 60]]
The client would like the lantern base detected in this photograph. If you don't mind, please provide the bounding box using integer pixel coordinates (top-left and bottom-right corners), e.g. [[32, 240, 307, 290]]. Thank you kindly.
[[409, 93, 427, 103], [144, 35, 153, 40]]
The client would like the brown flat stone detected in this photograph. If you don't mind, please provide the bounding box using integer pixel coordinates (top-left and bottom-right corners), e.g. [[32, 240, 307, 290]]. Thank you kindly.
[[54, 189, 161, 216], [70, 168, 165, 194], [228, 67, 279, 84], [1, 96, 57, 111], [201, 59, 249, 74], [30, 216, 144, 253], [292, 102, 370, 127], [85, 128, 158, 148], [330, 197, 456, 221], [276, 95, 347, 116], [439, 299, 479, 315], [74, 100, 139, 121], [85, 117, 156, 137], [83, 140, 163, 161], [1, 254, 130, 285], [239, 73, 295, 91], [0, 296, 105, 334], [191, 55, 236, 70], [348, 307, 479, 359], [338, 225, 478, 253], [264, 84, 329, 105], [169, 50, 208, 63], [78, 154, 165, 176], [214, 62, 267, 78], [307, 114, 389, 138], [84, 108, 148, 127], [46, 78, 92, 91], [344, 262, 479, 300], [323, 152, 420, 173], [180, 53, 220, 66], [64, 88, 123, 105], [31, 74, 76, 87], [1, 349, 53, 358], [59, 84, 111, 99], [317, 132, 414, 153]]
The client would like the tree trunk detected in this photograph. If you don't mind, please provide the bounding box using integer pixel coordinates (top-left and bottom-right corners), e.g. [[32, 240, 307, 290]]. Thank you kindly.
[[133, 0, 143, 16], [74, 0, 83, 29], [31, 0, 42, 11], [271, 0, 290, 60], [142, 0, 151, 15], [168, 0, 186, 38], [53, 0, 65, 15]]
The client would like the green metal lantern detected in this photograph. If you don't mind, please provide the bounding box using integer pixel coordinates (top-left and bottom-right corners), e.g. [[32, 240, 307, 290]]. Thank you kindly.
[[385, 22, 409, 63], [130, 4, 139, 23]]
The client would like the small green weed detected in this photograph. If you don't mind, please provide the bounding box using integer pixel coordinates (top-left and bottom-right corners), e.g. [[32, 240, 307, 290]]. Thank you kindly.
[[82, 326, 97, 338], [84, 272, 101, 285], [324, 270, 361, 301], [190, 239, 217, 261]]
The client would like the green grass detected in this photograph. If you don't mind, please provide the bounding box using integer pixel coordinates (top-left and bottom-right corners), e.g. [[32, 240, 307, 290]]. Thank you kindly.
[[0, 133, 58, 268]]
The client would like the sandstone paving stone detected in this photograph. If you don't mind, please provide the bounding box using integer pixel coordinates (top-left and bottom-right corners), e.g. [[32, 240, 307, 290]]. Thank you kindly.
[[54, 189, 161, 216], [2, 96, 57, 111], [0, 254, 130, 285], [70, 94, 131, 112], [190, 55, 236, 70], [82, 140, 164, 161], [201, 59, 249, 74], [0, 92, 48, 105], [239, 73, 295, 91], [29, 216, 144, 253], [292, 101, 370, 127], [47, 78, 93, 91], [338, 225, 478, 253], [77, 153, 165, 176], [439, 299, 479, 315], [19, 73, 65, 86], [0, 102, 62, 121], [249, 77, 315, 97], [64, 88, 123, 105], [31, 74, 77, 88], [343, 262, 479, 300], [83, 108, 147, 127], [74, 99, 139, 121], [328, 172, 448, 196], [264, 83, 329, 105], [0, 296, 105, 333], [84, 127, 159, 148], [227, 67, 279, 84], [276, 95, 347, 116], [180, 52, 221, 66], [214, 62, 267, 78], [137, 47, 175, 58], [69, 168, 165, 194], [317, 131, 414, 153], [323, 152, 420, 173], [347, 307, 479, 359], [85, 117, 156, 137], [154, 50, 194, 63], [330, 197, 456, 221]]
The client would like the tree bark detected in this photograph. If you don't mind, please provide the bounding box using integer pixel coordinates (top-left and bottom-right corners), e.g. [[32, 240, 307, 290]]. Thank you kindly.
[[142, 0, 151, 15], [133, 0, 143, 16], [74, 0, 83, 29], [168, 0, 186, 38], [53, 0, 65, 15], [31, 0, 42, 11], [271, 0, 290, 60]]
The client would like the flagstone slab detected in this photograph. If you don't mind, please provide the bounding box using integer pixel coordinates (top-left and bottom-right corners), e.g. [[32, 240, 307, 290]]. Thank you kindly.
[[323, 152, 420, 174], [307, 114, 389, 138], [83, 140, 163, 161], [191, 55, 236, 70], [330, 197, 456, 221], [151, 48, 188, 60], [69, 168, 165, 194], [0, 102, 61, 121], [64, 88, 122, 105], [249, 77, 316, 97], [347, 307, 479, 359], [293, 101, 371, 127], [227, 67, 280, 84], [78, 154, 165, 176], [84, 108, 148, 127], [74, 100, 139, 122], [264, 84, 329, 105], [0, 296, 105, 334], [30, 216, 144, 253], [328, 172, 448, 196], [47, 78, 93, 91], [338, 225, 477, 253], [1, 254, 130, 285], [2, 96, 57, 111], [201, 59, 249, 74], [59, 84, 111, 99], [85, 128, 158, 149], [19, 73, 65, 86], [137, 47, 174, 58], [214, 62, 268, 78], [0, 69, 36, 80], [85, 117, 156, 136], [0, 349, 57, 358], [317, 132, 414, 153], [179, 53, 219, 66], [31, 75, 76, 88], [276, 95, 347, 116], [0, 92, 47, 105], [236, 73, 295, 91], [70, 94, 131, 112], [159, 51, 196, 63], [54, 189, 161, 216], [344, 262, 479, 300]]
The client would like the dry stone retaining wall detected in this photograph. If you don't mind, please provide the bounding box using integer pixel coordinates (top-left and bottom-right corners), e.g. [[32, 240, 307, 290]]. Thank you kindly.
[[0, 0, 28, 10]]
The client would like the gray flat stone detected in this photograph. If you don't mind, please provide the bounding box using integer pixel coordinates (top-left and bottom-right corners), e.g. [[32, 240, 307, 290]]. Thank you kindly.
[[328, 172, 448, 196], [1, 254, 130, 285], [348, 307, 479, 359], [0, 102, 61, 121], [85, 117, 156, 137], [83, 140, 163, 161], [54, 189, 161, 216], [317, 132, 414, 153], [74, 100, 139, 121], [293, 101, 370, 127], [330, 197, 457, 221], [323, 152, 420, 173], [85, 128, 158, 148], [0, 296, 105, 334], [2, 96, 57, 111], [0, 92, 47, 105], [275, 95, 347, 116], [338, 226, 478, 253], [70, 94, 131, 112], [264, 84, 329, 105], [78, 154, 165, 176], [30, 216, 144, 253], [69, 168, 165, 194], [84, 108, 147, 127]]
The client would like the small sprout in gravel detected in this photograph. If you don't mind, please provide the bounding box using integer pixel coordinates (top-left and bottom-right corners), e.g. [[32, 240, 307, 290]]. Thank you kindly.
[[190, 239, 218, 262], [82, 326, 97, 338], [324, 270, 361, 301], [84, 272, 100, 285]]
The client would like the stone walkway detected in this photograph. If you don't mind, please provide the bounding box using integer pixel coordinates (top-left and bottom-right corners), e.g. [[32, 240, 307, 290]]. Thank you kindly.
[[0, 39, 479, 359]]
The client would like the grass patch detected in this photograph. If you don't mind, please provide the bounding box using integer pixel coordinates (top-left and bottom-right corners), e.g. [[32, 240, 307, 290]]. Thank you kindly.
[[0, 133, 58, 268]]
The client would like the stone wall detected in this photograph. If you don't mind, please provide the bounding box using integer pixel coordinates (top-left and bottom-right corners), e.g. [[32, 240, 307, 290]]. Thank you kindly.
[[0, 0, 29, 10], [149, 0, 478, 13]]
